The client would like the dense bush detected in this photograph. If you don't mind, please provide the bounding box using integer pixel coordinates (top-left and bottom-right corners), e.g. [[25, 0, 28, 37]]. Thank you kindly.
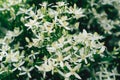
[[0, 0, 120, 80]]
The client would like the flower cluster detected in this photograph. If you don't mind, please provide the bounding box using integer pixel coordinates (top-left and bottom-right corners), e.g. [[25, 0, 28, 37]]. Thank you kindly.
[[82, 0, 120, 51], [95, 64, 120, 80]]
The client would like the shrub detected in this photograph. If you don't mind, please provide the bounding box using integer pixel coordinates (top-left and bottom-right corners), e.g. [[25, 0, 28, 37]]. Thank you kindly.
[[0, 0, 120, 80]]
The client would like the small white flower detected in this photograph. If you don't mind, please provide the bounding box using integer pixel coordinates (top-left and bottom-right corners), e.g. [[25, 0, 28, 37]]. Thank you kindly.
[[6, 28, 22, 39], [39, 2, 48, 7], [47, 42, 60, 53], [57, 16, 70, 30], [25, 19, 40, 30], [76, 48, 92, 64], [43, 22, 54, 33], [28, 50, 39, 59], [35, 58, 55, 78], [0, 63, 9, 74], [12, 60, 25, 71], [54, 52, 71, 67], [65, 63, 81, 79], [58, 63, 81, 80], [68, 4, 84, 19], [17, 7, 33, 15], [19, 67, 34, 78], [52, 2, 67, 8], [5, 51, 20, 63]]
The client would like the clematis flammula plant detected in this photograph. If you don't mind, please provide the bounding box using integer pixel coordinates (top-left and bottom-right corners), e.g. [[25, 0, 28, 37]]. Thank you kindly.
[[0, 1, 111, 80]]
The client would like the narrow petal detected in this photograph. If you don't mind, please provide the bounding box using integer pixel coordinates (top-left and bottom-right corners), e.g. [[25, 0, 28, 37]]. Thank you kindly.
[[74, 73, 81, 79]]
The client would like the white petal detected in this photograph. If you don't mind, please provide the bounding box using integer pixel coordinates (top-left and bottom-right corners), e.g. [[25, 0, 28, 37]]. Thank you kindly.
[[19, 72, 26, 75], [60, 61, 64, 68], [58, 70, 65, 77], [74, 73, 81, 79], [73, 64, 81, 71], [65, 73, 71, 77], [66, 62, 72, 70], [28, 73, 32, 78]]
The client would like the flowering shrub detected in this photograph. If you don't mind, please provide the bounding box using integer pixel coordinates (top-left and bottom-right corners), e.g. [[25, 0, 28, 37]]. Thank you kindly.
[[0, 0, 120, 80]]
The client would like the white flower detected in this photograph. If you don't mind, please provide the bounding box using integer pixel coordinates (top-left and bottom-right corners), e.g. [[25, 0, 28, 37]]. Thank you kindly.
[[57, 2, 65, 6], [17, 7, 33, 15], [47, 38, 66, 53], [96, 66, 120, 80], [62, 46, 72, 52], [76, 48, 92, 64], [65, 63, 81, 79], [0, 0, 22, 11], [28, 10, 39, 20], [73, 29, 89, 43], [35, 58, 55, 78], [28, 50, 39, 59], [47, 42, 58, 53], [0, 50, 7, 61], [52, 2, 67, 7], [7, 0, 22, 6], [0, 3, 10, 11], [25, 19, 40, 30], [0, 63, 9, 74], [6, 27, 22, 40], [48, 9, 58, 18], [68, 4, 84, 19], [0, 44, 10, 52], [47, 46, 56, 52], [58, 16, 70, 30], [37, 9, 45, 19], [54, 52, 71, 67], [39, 2, 48, 7], [19, 67, 34, 78], [58, 63, 81, 80], [43, 22, 54, 33], [39, 2, 52, 13], [5, 51, 21, 63], [92, 32, 104, 41], [12, 60, 25, 71]]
